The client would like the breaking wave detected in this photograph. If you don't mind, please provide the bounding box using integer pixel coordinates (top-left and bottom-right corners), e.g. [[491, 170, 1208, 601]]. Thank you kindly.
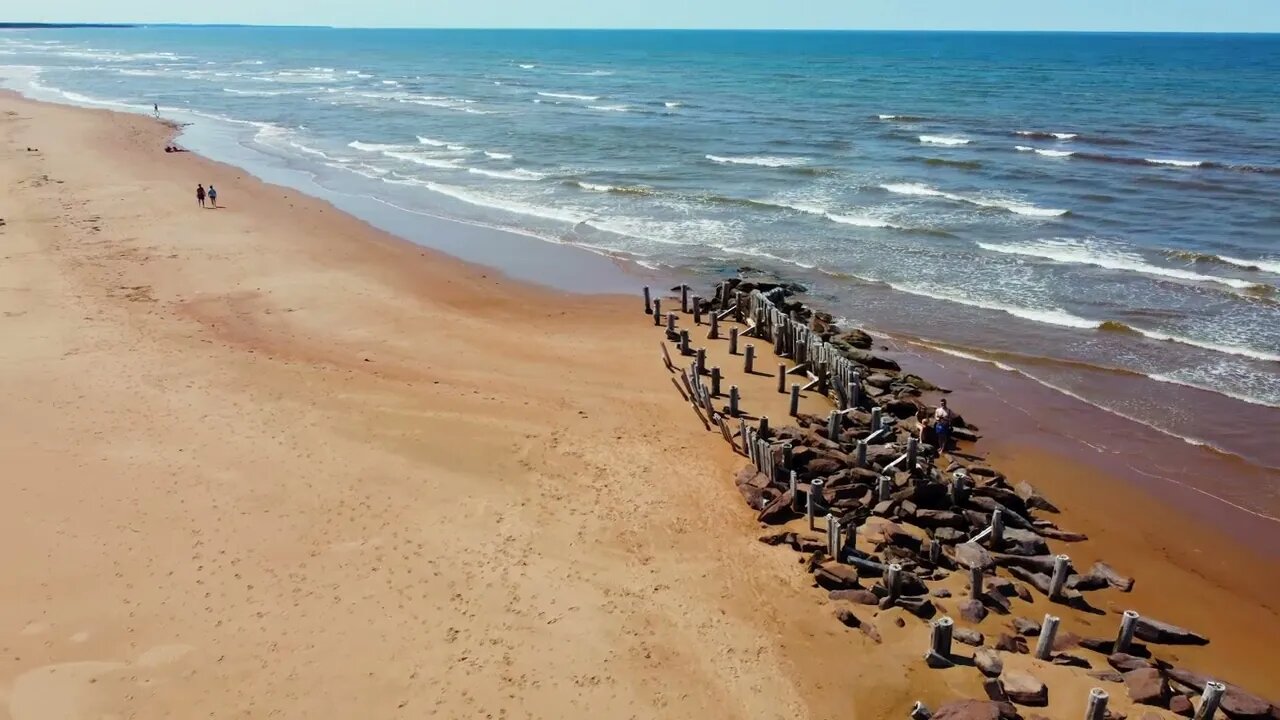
[[705, 154, 808, 168], [880, 183, 1068, 217], [919, 135, 971, 146]]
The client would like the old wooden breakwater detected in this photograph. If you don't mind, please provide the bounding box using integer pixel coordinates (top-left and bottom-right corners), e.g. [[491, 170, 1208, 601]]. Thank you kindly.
[[644, 279, 1279, 720]]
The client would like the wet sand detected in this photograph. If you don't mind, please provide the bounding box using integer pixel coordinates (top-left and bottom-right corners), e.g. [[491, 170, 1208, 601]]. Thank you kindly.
[[1, 92, 1277, 719]]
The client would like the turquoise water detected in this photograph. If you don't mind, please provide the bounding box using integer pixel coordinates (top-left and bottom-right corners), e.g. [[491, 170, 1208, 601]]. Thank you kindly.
[[2, 28, 1278, 465]]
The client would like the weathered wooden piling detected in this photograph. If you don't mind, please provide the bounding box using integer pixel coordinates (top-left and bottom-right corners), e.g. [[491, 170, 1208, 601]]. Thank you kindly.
[[1115, 610, 1140, 654], [710, 367, 722, 397], [870, 407, 882, 433], [777, 364, 787, 393], [950, 472, 971, 505], [1195, 682, 1226, 720], [970, 566, 984, 598], [653, 298, 662, 325], [789, 384, 801, 416], [827, 410, 840, 441], [856, 440, 867, 468], [847, 380, 860, 410], [827, 514, 841, 560], [885, 562, 903, 603], [789, 470, 801, 512], [1035, 614, 1060, 660], [1085, 689, 1109, 720], [807, 478, 825, 531], [666, 312, 677, 334], [680, 284, 689, 313], [708, 310, 719, 339], [1049, 554, 1071, 600], [907, 437, 918, 469], [643, 286, 651, 314], [876, 476, 892, 504], [929, 616, 953, 658], [695, 348, 706, 376], [728, 385, 740, 418], [679, 330, 691, 356], [758, 416, 770, 439], [729, 326, 739, 355], [745, 344, 756, 373], [990, 508, 1005, 548], [692, 295, 702, 324]]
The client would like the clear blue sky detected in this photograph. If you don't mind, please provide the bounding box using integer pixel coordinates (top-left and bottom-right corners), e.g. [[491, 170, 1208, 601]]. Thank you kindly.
[[14, 0, 1280, 32]]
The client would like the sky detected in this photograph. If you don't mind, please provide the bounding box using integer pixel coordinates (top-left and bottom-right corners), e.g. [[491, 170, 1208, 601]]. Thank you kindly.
[[11, 0, 1280, 32]]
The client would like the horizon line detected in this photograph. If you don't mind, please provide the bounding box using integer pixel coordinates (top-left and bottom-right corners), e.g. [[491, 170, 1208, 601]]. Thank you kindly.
[[5, 22, 1280, 34]]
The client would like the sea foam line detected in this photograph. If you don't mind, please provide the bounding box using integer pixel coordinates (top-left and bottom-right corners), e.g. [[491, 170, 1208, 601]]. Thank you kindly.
[[977, 239, 1266, 291], [705, 154, 808, 168], [919, 135, 970, 146], [880, 182, 1067, 217]]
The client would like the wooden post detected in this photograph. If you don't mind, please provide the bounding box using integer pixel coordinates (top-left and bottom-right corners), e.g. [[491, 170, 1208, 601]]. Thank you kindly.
[[1049, 554, 1070, 599], [744, 344, 755, 373], [990, 508, 1005, 549], [817, 361, 828, 396], [929, 616, 953, 658], [950, 473, 970, 505], [870, 407, 881, 432], [789, 384, 801, 417], [708, 311, 719, 339], [907, 437, 918, 470], [1195, 682, 1226, 720], [643, 286, 651, 314], [729, 327, 739, 355], [710, 367, 721, 397], [928, 539, 942, 564], [1115, 610, 1140, 654], [666, 312, 677, 334], [692, 295, 702, 325], [848, 380, 860, 410], [807, 479, 825, 531], [877, 476, 893, 504], [758, 416, 770, 440], [1035, 614, 1060, 660], [856, 440, 867, 468], [777, 364, 787, 393], [773, 323, 785, 355], [653, 298, 662, 325], [679, 330, 691, 356], [729, 386, 740, 418], [827, 514, 841, 560], [970, 566, 984, 598], [781, 442, 793, 470], [827, 410, 840, 441], [680, 284, 689, 313], [885, 563, 902, 603], [695, 348, 706, 376], [789, 470, 801, 512], [1085, 689, 1109, 720]]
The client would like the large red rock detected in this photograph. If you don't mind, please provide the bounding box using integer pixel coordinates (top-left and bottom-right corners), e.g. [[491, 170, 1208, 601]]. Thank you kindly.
[[1001, 671, 1048, 706], [1124, 668, 1169, 706], [932, 701, 1002, 720]]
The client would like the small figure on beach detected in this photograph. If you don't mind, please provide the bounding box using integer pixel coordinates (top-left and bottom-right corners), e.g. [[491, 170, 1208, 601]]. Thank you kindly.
[[207, 185, 218, 208], [927, 398, 955, 452], [154, 102, 159, 117], [196, 184, 206, 208]]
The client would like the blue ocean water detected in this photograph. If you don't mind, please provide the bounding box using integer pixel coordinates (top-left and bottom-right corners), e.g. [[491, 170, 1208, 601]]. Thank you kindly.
[[2, 28, 1278, 462]]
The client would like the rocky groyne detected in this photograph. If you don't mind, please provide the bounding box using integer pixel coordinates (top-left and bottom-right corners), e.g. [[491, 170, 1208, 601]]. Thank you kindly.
[[646, 277, 1280, 720]]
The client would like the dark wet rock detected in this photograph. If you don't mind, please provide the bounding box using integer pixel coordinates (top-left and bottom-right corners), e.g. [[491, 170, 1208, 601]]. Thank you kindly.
[[885, 398, 924, 419], [756, 490, 795, 524], [1013, 583, 1033, 603], [915, 509, 967, 529], [997, 527, 1050, 556], [1091, 562, 1135, 592], [833, 328, 873, 350], [1001, 670, 1048, 706], [959, 598, 989, 623], [932, 700, 1002, 720], [845, 350, 902, 372], [758, 531, 794, 546], [1014, 481, 1060, 513], [1169, 695, 1194, 718], [1134, 617, 1209, 646], [987, 577, 1017, 597], [1013, 617, 1041, 636], [995, 633, 1029, 654], [1039, 527, 1089, 542], [1090, 670, 1125, 683], [993, 554, 1058, 575], [1108, 653, 1152, 673], [830, 588, 880, 605], [975, 648, 1004, 677], [982, 591, 1013, 614], [1066, 573, 1111, 592], [955, 628, 984, 647], [1124, 668, 1169, 706], [1005, 566, 1052, 595], [934, 527, 966, 545], [897, 595, 937, 619]]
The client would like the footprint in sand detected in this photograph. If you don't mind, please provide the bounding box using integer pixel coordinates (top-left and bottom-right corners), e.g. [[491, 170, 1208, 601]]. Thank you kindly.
[[6, 645, 194, 720]]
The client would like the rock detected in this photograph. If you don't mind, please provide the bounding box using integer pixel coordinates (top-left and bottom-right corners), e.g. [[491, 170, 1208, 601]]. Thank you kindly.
[[987, 577, 1017, 597], [1168, 695, 1193, 717], [993, 554, 1058, 574], [860, 621, 883, 644], [959, 599, 989, 623], [1014, 481, 1060, 513], [915, 509, 967, 528], [834, 329, 873, 350], [756, 490, 795, 524], [804, 457, 844, 477], [982, 591, 1012, 614], [1052, 653, 1092, 669], [1005, 566, 1052, 595], [955, 628, 985, 647], [934, 527, 966, 544], [1079, 636, 1116, 654], [975, 648, 1004, 677], [995, 633, 1029, 654], [1092, 562, 1135, 592], [934, 588, 953, 599], [998, 527, 1050, 556], [885, 398, 923, 419], [1066, 573, 1111, 592], [737, 482, 768, 509], [865, 373, 895, 389], [897, 595, 938, 619], [1039, 527, 1089, 542], [954, 542, 996, 571], [1013, 617, 1041, 636], [758, 531, 794, 546], [1089, 671, 1125, 683], [1125, 668, 1169, 706], [813, 564, 861, 590], [932, 700, 1002, 720], [924, 650, 955, 669], [982, 678, 1009, 704], [845, 349, 902, 372], [829, 588, 880, 605], [1001, 671, 1049, 706], [1014, 584, 1033, 603], [1109, 653, 1152, 673], [1134, 617, 1209, 646], [1164, 669, 1276, 720]]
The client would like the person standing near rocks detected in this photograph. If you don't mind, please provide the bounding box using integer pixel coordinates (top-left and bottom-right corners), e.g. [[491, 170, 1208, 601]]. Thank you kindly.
[[931, 398, 955, 452]]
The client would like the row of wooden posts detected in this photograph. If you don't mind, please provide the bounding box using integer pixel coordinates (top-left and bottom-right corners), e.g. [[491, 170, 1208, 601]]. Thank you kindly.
[[646, 284, 1233, 720]]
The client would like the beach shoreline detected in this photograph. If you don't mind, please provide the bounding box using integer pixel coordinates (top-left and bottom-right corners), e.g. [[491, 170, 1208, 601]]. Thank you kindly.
[[1, 92, 1277, 718]]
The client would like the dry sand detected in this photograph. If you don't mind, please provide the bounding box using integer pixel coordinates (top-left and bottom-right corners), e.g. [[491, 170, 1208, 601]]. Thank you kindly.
[[0, 93, 1276, 719]]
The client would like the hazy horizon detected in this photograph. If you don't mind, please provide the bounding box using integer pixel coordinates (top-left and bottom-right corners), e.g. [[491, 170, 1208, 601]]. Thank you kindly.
[[6, 0, 1280, 34]]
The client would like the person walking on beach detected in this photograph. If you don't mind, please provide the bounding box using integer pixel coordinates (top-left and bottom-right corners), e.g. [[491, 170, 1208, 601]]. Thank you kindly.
[[207, 185, 218, 208], [196, 184, 206, 208], [154, 102, 159, 117]]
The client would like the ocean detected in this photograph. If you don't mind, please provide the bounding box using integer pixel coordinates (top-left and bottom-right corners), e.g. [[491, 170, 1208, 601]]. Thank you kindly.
[[2, 27, 1278, 471]]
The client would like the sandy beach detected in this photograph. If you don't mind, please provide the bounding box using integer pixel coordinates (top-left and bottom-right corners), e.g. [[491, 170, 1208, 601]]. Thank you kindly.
[[1, 93, 1277, 719]]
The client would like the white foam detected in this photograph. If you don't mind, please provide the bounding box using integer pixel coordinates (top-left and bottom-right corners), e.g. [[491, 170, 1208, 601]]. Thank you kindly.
[[1131, 328, 1280, 363], [664, 101, 682, 108], [537, 91, 598, 101], [222, 87, 288, 96], [977, 238, 1265, 291], [880, 183, 1067, 217], [780, 202, 897, 229], [349, 140, 407, 152], [484, 151, 513, 160], [384, 151, 461, 170], [574, 181, 614, 192], [518, 63, 536, 69], [406, 179, 588, 224], [466, 167, 545, 181], [588, 104, 630, 112], [705, 154, 808, 168], [1017, 146, 1074, 157], [1016, 130, 1078, 140], [446, 144, 470, 152], [1219, 256, 1280, 275], [563, 69, 614, 76], [919, 135, 970, 146], [416, 136, 447, 146], [1146, 158, 1203, 168]]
